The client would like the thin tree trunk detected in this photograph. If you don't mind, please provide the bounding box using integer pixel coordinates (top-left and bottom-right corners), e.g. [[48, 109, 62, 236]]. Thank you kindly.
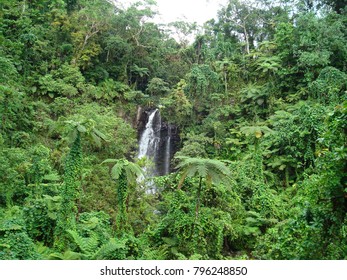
[[195, 176, 203, 222], [191, 176, 203, 238], [285, 166, 289, 188], [21, 0, 26, 16], [243, 24, 250, 55]]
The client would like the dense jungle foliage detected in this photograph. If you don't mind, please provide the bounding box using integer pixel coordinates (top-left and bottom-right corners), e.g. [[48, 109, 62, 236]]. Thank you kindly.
[[0, 0, 346, 260]]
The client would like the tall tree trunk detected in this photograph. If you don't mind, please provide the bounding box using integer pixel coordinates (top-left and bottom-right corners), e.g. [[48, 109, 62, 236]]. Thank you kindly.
[[21, 0, 26, 16], [191, 176, 203, 238], [285, 166, 289, 188], [243, 24, 250, 55], [224, 70, 228, 94], [195, 176, 203, 222]]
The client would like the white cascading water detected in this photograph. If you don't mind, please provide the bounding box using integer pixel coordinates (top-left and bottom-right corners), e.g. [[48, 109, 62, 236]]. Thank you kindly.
[[138, 109, 161, 162], [163, 125, 171, 175], [137, 109, 172, 193], [137, 110, 161, 193]]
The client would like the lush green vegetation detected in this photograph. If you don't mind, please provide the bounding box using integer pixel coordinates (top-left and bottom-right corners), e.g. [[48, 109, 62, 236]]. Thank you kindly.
[[0, 0, 346, 260]]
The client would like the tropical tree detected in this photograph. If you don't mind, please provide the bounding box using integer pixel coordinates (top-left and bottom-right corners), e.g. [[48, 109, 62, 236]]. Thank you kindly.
[[54, 119, 107, 249], [240, 124, 273, 180], [102, 158, 143, 233], [218, 0, 264, 55], [175, 156, 232, 225]]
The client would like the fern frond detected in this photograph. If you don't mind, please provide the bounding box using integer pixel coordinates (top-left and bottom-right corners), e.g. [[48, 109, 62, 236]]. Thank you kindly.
[[196, 163, 207, 178], [104, 158, 143, 183], [92, 238, 126, 260], [125, 162, 143, 184], [67, 230, 99, 255], [49, 250, 84, 260], [178, 169, 189, 189], [93, 128, 108, 141], [91, 132, 102, 148], [175, 156, 232, 188], [111, 162, 123, 180]]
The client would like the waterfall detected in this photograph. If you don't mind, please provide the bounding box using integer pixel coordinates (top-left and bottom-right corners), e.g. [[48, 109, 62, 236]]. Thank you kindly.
[[163, 125, 171, 175], [137, 109, 174, 189], [138, 109, 161, 175]]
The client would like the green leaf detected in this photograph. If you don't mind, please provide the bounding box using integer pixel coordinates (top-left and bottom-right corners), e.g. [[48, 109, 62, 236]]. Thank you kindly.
[[102, 159, 118, 164], [77, 124, 87, 133], [111, 162, 123, 180], [43, 173, 61, 182]]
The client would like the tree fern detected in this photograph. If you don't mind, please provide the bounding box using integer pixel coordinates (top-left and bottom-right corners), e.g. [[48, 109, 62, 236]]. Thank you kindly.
[[175, 156, 232, 188], [54, 131, 82, 250], [175, 156, 233, 237], [54, 119, 107, 250], [102, 158, 143, 233], [103, 159, 143, 184]]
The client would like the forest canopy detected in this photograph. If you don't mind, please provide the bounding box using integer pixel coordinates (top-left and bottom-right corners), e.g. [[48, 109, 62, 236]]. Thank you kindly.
[[0, 0, 346, 260]]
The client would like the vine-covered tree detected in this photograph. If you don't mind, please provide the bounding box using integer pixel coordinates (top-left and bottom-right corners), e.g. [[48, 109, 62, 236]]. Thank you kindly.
[[102, 158, 143, 233]]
